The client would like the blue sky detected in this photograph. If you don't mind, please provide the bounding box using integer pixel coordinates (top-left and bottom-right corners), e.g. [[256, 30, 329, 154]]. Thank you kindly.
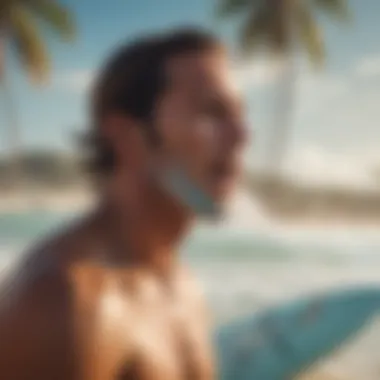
[[2, 0, 380, 187]]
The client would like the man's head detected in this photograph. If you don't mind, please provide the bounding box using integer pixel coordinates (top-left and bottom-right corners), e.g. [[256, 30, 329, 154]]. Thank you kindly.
[[90, 28, 247, 218]]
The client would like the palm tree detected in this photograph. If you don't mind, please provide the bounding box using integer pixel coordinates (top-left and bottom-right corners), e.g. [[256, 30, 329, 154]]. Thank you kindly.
[[0, 0, 75, 186], [218, 0, 350, 177]]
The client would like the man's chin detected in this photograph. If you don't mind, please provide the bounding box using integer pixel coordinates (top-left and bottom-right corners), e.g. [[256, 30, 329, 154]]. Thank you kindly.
[[198, 187, 238, 222], [211, 177, 239, 199], [192, 195, 230, 222]]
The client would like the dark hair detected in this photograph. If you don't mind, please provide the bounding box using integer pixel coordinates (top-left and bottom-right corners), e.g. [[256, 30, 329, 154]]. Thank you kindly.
[[86, 27, 223, 177]]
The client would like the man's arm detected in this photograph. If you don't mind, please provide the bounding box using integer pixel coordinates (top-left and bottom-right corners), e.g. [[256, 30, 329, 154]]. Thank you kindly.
[[0, 266, 79, 380]]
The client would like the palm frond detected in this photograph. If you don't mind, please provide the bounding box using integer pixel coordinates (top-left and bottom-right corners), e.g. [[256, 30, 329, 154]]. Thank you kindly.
[[217, 0, 256, 18], [239, 4, 290, 56], [24, 0, 76, 41], [0, 1, 11, 21], [9, 5, 50, 82], [313, 0, 351, 22], [239, 7, 269, 54], [296, 2, 325, 67]]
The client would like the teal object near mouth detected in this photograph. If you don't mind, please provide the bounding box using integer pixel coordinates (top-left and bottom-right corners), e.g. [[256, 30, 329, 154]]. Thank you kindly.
[[215, 287, 380, 380], [161, 165, 221, 218]]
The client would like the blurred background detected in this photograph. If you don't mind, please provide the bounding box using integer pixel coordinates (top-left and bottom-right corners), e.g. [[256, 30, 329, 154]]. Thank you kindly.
[[1, 0, 380, 379]]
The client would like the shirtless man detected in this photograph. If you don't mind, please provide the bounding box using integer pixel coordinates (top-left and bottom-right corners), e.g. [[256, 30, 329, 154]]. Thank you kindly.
[[0, 28, 246, 380]]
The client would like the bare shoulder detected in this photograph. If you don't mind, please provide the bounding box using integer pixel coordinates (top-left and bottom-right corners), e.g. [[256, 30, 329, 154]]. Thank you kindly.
[[0, 257, 72, 338], [0, 216, 97, 379], [0, 218, 84, 339], [0, 248, 75, 378], [0, 212, 104, 314], [0, 224, 75, 315]]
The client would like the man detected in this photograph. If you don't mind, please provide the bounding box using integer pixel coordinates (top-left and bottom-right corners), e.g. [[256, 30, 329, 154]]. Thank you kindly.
[[0, 28, 246, 379]]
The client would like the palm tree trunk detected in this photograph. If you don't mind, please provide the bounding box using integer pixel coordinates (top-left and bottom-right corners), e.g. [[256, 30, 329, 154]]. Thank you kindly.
[[265, 55, 297, 178], [0, 32, 22, 188], [263, 0, 298, 179]]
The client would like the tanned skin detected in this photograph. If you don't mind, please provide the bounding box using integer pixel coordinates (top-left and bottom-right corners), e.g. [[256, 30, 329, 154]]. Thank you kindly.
[[0, 36, 246, 380]]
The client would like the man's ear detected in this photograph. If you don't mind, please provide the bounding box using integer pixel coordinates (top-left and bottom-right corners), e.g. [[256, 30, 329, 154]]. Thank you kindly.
[[102, 114, 148, 170]]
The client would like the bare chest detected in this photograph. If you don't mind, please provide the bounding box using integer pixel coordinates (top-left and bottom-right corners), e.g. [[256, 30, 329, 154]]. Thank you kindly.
[[78, 276, 214, 380]]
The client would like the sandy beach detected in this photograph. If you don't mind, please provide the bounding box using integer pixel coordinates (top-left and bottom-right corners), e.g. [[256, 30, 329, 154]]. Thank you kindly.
[[0, 188, 95, 213]]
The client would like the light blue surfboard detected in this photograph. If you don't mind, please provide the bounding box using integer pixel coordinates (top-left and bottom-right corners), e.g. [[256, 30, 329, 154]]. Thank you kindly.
[[215, 287, 380, 380]]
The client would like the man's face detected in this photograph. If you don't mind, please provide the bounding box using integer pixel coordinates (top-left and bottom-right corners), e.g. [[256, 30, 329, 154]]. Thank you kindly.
[[152, 50, 247, 213]]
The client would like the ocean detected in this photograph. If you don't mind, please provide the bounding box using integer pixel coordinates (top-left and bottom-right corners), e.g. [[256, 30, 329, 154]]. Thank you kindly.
[[1, 209, 380, 379]]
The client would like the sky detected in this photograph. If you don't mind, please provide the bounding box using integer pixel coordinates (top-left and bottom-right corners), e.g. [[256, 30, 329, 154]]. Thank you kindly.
[[1, 0, 380, 188]]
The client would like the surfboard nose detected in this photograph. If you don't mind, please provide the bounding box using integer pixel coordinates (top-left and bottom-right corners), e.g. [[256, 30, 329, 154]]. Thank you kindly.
[[294, 287, 380, 334], [286, 288, 380, 347], [215, 286, 380, 380]]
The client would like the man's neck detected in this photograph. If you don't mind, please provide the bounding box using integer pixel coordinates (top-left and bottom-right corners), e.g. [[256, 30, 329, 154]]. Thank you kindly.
[[96, 177, 192, 274]]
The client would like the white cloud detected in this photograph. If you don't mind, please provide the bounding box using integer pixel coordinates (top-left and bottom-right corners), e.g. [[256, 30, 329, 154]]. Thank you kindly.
[[294, 71, 349, 124], [233, 58, 286, 89], [299, 73, 348, 99], [237, 53, 380, 190], [354, 55, 380, 78], [53, 69, 95, 93], [237, 56, 350, 116], [233, 55, 349, 97]]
